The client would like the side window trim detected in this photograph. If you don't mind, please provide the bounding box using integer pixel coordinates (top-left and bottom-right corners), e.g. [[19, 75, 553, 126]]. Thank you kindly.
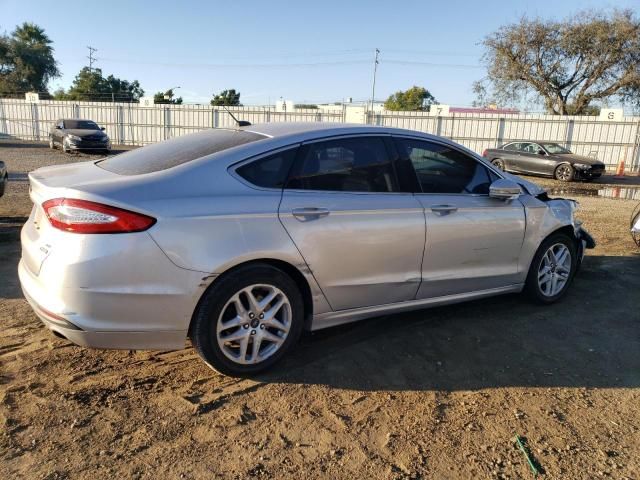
[[229, 144, 301, 191], [284, 134, 405, 195], [392, 135, 502, 197]]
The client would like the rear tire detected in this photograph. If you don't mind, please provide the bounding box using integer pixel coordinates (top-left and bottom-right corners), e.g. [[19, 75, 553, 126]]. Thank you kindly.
[[554, 164, 574, 182], [190, 263, 304, 376], [524, 233, 577, 304]]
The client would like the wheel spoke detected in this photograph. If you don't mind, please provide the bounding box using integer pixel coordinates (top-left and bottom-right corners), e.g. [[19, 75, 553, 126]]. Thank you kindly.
[[264, 317, 289, 333], [258, 289, 279, 311], [261, 329, 284, 345], [222, 329, 247, 343], [244, 288, 261, 312], [219, 315, 243, 332], [238, 335, 249, 361], [232, 295, 247, 317], [250, 336, 263, 363], [263, 296, 286, 320]]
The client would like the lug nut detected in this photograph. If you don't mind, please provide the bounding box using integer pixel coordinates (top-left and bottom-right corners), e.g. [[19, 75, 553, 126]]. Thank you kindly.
[[259, 324, 265, 329], [251, 330, 256, 335], [243, 324, 249, 329], [259, 313, 264, 319], [249, 313, 255, 319]]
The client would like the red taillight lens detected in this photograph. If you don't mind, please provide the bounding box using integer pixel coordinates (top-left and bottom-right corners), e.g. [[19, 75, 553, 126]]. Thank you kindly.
[[482, 149, 488, 157], [42, 198, 156, 234]]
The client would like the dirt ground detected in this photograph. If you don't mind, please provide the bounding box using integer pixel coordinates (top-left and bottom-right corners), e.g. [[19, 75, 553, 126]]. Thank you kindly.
[[1, 140, 639, 479]]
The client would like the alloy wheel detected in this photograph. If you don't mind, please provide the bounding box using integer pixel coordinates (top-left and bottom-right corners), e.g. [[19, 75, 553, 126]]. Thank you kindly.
[[492, 159, 504, 171], [555, 164, 573, 181], [216, 284, 292, 365], [537, 243, 572, 297]]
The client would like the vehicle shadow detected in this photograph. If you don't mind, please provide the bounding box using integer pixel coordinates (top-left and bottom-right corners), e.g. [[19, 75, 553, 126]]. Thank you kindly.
[[262, 255, 640, 391]]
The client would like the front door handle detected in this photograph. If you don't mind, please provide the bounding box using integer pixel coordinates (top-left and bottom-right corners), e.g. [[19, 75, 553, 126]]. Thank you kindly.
[[430, 204, 458, 215], [291, 207, 330, 220]]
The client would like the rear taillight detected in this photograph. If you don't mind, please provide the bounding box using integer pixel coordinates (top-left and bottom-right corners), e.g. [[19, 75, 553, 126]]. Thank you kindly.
[[482, 149, 488, 157], [42, 198, 156, 234]]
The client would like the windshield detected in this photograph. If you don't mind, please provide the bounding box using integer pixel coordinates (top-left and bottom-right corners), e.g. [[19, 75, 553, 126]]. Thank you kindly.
[[541, 143, 571, 154], [97, 129, 267, 175], [64, 120, 100, 130]]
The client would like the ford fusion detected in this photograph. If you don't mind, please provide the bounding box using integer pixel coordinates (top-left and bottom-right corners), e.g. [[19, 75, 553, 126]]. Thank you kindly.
[[19, 123, 595, 375]]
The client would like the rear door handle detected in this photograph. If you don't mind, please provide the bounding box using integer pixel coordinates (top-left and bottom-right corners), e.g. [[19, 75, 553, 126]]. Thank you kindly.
[[430, 204, 458, 215], [291, 207, 330, 220]]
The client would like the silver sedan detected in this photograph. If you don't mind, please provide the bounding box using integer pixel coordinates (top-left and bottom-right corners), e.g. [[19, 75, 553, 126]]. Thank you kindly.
[[19, 123, 595, 375]]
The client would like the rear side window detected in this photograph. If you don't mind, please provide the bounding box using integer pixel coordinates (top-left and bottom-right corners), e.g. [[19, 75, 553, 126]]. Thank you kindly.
[[235, 148, 297, 189], [286, 137, 397, 192], [396, 138, 496, 194], [97, 129, 266, 175]]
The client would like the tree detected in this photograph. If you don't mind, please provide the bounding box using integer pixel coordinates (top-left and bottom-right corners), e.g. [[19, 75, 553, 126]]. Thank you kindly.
[[479, 9, 640, 115], [0, 22, 59, 97], [294, 103, 318, 109], [384, 86, 437, 111], [211, 89, 241, 106], [154, 89, 182, 104], [55, 67, 144, 102]]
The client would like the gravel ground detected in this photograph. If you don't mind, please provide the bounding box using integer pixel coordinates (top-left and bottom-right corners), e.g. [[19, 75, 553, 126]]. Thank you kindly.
[[1, 140, 639, 479]]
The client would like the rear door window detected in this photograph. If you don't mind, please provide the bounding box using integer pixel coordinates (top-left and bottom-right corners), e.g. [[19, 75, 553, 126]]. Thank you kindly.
[[286, 137, 397, 192], [97, 129, 266, 175]]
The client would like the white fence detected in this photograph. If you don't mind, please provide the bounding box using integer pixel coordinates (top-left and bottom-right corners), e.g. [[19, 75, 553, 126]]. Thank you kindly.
[[1, 98, 639, 171]]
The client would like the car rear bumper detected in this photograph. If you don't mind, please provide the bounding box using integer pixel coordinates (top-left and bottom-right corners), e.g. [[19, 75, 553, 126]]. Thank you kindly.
[[19, 216, 207, 350], [19, 258, 190, 350]]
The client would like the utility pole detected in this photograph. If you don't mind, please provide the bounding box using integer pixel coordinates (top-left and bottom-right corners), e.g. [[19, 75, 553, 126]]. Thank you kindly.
[[87, 46, 98, 73], [370, 48, 380, 115]]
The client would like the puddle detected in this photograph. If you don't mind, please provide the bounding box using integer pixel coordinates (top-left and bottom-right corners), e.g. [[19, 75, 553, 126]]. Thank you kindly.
[[548, 186, 640, 201]]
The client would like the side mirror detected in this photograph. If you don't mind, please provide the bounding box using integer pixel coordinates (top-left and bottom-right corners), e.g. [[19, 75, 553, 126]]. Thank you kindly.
[[55, 125, 61, 129], [100, 127, 105, 131], [489, 179, 522, 201]]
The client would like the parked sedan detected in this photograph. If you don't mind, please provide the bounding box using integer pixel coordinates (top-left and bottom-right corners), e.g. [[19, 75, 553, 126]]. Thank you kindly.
[[483, 141, 606, 182], [49, 119, 111, 153], [0, 160, 7, 197], [20, 123, 595, 376]]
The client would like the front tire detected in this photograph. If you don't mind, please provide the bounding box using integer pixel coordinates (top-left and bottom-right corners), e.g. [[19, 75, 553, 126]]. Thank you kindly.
[[491, 158, 505, 171], [524, 233, 577, 304], [554, 164, 574, 182], [190, 263, 304, 376]]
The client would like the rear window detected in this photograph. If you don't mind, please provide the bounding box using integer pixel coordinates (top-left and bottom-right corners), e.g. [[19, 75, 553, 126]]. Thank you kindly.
[[97, 129, 266, 175]]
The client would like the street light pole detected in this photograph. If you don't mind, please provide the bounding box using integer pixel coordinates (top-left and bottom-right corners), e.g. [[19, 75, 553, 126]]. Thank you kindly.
[[164, 86, 181, 101]]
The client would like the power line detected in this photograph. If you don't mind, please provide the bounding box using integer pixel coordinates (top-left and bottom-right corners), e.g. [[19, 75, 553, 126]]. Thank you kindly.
[[87, 46, 98, 72]]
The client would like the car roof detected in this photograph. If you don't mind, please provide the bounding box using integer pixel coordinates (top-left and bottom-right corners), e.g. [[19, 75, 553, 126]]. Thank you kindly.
[[242, 121, 449, 143]]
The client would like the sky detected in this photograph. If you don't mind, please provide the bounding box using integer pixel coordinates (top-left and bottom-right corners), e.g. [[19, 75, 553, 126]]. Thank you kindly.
[[1, 0, 637, 107]]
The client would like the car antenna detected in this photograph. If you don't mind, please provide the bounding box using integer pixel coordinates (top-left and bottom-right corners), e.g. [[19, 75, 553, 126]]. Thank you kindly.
[[222, 106, 251, 127]]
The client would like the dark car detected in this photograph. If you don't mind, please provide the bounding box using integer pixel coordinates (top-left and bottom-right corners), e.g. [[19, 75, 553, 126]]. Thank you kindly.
[[0, 160, 7, 197], [49, 119, 111, 153], [482, 141, 606, 182]]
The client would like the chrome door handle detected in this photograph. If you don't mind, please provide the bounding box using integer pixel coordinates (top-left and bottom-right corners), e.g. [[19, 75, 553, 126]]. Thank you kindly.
[[430, 204, 458, 215], [291, 207, 330, 220]]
